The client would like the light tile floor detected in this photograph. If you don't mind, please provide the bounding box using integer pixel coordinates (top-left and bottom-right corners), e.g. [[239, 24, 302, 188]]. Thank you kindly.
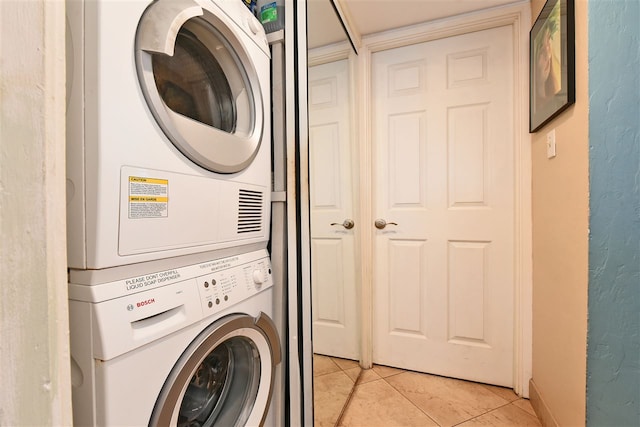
[[313, 354, 541, 427]]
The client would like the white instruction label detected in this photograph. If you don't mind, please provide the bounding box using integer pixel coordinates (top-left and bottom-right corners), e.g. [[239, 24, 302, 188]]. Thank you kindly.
[[128, 176, 168, 219]]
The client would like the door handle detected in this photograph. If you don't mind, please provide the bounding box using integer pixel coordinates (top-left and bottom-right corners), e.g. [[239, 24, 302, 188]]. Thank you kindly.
[[374, 219, 398, 230], [331, 219, 355, 230]]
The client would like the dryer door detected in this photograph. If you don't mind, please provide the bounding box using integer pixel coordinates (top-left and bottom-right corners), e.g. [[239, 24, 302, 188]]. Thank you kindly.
[[135, 0, 264, 173], [150, 313, 281, 427]]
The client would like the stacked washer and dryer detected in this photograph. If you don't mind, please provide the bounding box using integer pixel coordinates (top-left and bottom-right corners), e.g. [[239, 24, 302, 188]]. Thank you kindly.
[[66, 0, 281, 425]]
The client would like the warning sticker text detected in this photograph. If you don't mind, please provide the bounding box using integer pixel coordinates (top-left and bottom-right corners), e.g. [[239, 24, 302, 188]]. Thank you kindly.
[[129, 176, 168, 219]]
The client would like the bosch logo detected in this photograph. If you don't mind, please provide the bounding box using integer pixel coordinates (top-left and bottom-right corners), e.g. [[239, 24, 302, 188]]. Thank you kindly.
[[136, 298, 156, 308], [127, 304, 134, 311]]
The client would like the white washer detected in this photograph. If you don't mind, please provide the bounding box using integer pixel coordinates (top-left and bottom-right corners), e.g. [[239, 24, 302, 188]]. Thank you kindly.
[[66, 0, 272, 270], [69, 249, 280, 426]]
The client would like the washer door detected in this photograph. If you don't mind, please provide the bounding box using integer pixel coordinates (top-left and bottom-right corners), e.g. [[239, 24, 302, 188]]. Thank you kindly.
[[150, 313, 281, 427], [135, 0, 264, 173]]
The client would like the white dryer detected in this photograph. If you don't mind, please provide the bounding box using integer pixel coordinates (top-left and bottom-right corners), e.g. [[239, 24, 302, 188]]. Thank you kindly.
[[66, 0, 272, 270], [69, 249, 280, 426]]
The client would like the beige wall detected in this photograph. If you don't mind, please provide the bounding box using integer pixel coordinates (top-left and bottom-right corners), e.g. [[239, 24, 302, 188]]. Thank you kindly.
[[0, 1, 72, 425], [530, 0, 588, 425]]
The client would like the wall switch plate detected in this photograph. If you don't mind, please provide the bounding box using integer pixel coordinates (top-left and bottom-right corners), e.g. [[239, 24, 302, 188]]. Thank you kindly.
[[546, 129, 556, 159]]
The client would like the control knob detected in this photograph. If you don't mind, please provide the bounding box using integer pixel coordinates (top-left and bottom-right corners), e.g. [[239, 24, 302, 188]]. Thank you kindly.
[[252, 270, 265, 287]]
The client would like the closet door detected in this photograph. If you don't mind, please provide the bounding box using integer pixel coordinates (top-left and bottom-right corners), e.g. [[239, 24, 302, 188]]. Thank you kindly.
[[309, 59, 358, 360], [371, 25, 516, 386]]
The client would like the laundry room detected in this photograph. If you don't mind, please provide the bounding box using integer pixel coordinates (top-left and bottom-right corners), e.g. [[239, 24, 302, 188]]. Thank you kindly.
[[1, 0, 639, 427]]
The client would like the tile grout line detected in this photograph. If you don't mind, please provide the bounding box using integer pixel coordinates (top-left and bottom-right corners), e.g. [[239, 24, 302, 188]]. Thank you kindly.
[[379, 371, 530, 427], [382, 373, 443, 427], [449, 401, 510, 427], [313, 369, 343, 378], [449, 399, 535, 426], [333, 367, 363, 427], [480, 383, 520, 402], [324, 360, 538, 427]]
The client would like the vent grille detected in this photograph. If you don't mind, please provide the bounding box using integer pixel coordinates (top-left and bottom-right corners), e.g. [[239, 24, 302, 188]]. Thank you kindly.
[[237, 189, 263, 234]]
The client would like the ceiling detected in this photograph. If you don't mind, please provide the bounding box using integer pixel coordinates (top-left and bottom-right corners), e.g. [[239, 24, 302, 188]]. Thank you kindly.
[[308, 0, 522, 49]]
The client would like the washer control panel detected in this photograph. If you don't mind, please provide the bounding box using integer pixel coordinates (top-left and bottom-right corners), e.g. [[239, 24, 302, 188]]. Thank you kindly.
[[195, 251, 272, 315], [76, 249, 273, 361]]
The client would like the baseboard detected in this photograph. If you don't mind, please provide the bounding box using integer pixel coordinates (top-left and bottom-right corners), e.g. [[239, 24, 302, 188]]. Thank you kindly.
[[529, 379, 560, 427]]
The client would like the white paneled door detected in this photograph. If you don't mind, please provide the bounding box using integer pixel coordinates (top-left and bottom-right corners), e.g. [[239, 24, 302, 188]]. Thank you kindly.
[[308, 59, 358, 360], [371, 25, 515, 386]]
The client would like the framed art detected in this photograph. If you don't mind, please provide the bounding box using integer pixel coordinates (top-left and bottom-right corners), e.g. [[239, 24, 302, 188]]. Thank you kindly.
[[529, 0, 575, 132]]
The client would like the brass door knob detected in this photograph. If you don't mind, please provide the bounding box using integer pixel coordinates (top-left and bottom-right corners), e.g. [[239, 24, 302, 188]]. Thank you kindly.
[[374, 219, 398, 229], [331, 219, 355, 230]]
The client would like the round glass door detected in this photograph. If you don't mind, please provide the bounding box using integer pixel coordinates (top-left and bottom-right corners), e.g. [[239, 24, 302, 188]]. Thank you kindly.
[[136, 1, 264, 173], [150, 314, 281, 427], [177, 336, 260, 426], [152, 27, 239, 135]]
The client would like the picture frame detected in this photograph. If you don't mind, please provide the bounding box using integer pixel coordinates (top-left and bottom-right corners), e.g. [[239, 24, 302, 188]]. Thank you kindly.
[[529, 0, 575, 133]]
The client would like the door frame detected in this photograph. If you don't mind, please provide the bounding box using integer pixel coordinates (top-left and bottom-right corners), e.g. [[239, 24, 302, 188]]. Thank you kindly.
[[356, 2, 532, 397]]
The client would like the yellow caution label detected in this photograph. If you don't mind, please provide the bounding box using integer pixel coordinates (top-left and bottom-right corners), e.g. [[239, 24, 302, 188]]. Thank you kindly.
[[129, 196, 169, 203], [128, 176, 169, 219], [129, 176, 168, 185]]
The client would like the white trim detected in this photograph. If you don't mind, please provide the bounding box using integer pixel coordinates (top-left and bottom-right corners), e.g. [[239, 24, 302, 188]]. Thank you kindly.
[[361, 1, 529, 53], [308, 41, 352, 67], [353, 39, 375, 370], [357, 1, 532, 395], [347, 50, 365, 368], [513, 3, 533, 399]]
